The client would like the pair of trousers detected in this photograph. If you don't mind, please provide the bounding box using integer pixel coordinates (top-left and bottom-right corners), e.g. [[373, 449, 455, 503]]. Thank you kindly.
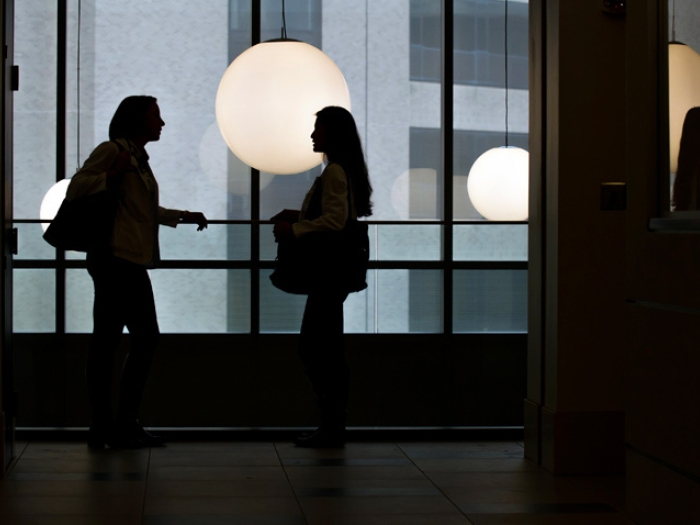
[[86, 253, 160, 425], [298, 289, 349, 429]]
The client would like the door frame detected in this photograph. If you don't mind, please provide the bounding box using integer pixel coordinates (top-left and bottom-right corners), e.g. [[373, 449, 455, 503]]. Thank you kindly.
[[1, 0, 15, 476]]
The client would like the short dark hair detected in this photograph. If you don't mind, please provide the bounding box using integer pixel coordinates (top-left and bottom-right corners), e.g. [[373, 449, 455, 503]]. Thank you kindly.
[[109, 95, 157, 141]]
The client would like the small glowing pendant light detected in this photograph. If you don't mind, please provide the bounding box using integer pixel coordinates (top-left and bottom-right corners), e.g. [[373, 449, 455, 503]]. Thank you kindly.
[[467, 0, 529, 221], [215, 0, 351, 175], [40, 179, 71, 232], [667, 1, 700, 173]]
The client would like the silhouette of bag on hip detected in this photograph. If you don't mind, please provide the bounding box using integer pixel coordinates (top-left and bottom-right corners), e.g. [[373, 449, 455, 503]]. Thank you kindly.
[[270, 220, 369, 295], [43, 188, 120, 252]]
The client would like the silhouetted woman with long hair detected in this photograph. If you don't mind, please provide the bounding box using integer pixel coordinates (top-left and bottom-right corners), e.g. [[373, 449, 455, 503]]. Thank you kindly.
[[68, 95, 207, 449], [672, 107, 700, 211], [273, 106, 372, 447]]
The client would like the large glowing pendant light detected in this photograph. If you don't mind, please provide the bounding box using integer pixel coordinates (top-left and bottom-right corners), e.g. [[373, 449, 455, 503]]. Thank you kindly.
[[466, 0, 528, 221], [668, 42, 700, 173], [215, 1, 350, 175]]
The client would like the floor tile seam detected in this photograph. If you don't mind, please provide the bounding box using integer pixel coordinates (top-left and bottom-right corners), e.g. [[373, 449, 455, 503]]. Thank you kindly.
[[274, 441, 309, 525], [395, 442, 476, 524], [1, 442, 29, 481], [141, 447, 152, 520]]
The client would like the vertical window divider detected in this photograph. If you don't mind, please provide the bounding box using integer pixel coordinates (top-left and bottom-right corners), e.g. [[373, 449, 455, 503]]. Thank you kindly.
[[250, 0, 261, 336], [441, 0, 454, 335], [56, 0, 67, 335]]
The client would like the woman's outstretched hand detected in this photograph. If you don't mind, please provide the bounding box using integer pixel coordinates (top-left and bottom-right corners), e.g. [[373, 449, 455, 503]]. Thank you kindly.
[[181, 211, 208, 231]]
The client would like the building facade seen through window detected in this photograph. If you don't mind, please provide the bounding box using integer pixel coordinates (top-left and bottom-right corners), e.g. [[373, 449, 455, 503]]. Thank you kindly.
[[12, 0, 528, 335]]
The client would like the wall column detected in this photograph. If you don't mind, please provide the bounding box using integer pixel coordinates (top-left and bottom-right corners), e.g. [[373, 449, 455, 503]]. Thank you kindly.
[[525, 0, 627, 474]]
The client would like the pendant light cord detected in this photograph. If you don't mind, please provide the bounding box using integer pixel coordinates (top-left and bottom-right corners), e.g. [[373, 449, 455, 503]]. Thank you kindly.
[[76, 0, 82, 170], [504, 0, 509, 147], [281, 0, 288, 39], [672, 0, 676, 41]]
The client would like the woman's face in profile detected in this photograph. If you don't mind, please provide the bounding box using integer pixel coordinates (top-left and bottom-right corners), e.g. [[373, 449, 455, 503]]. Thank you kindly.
[[311, 119, 327, 153], [143, 103, 165, 144]]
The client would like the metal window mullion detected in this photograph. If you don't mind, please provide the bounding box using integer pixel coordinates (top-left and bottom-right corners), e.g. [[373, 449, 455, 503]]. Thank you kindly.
[[56, 0, 67, 335], [250, 0, 261, 336], [441, 0, 454, 336]]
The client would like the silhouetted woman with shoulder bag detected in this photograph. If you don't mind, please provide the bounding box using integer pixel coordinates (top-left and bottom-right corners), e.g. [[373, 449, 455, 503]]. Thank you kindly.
[[67, 96, 208, 449], [273, 106, 373, 448]]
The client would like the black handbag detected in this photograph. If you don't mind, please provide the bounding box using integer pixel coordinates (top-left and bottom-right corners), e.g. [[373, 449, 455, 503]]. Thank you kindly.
[[270, 173, 370, 295], [270, 219, 369, 295], [42, 188, 121, 252], [43, 141, 125, 252]]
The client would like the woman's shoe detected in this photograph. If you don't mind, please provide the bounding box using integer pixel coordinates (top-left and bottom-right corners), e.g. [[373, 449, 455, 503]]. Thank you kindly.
[[108, 420, 166, 449], [294, 428, 346, 448], [132, 424, 166, 447], [87, 428, 109, 449], [87, 421, 114, 449]]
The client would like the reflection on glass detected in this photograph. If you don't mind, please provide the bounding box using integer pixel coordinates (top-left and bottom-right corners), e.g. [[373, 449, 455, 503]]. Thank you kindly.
[[668, 0, 700, 211], [671, 106, 700, 210]]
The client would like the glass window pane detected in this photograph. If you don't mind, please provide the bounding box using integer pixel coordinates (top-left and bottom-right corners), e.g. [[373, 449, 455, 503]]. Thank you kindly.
[[261, 170, 320, 226], [377, 270, 443, 333], [14, 2, 57, 220], [76, 2, 232, 221], [151, 270, 249, 333], [159, 223, 250, 260], [453, 269, 527, 333], [67, 269, 250, 334], [260, 269, 307, 333], [454, 224, 527, 261], [375, 225, 441, 261], [261, 269, 442, 334], [66, 269, 94, 333], [15, 223, 56, 260], [13, 270, 55, 333]]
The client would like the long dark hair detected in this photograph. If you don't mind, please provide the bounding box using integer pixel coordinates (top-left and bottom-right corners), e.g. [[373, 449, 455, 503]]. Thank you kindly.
[[316, 106, 373, 217], [109, 95, 157, 141], [673, 106, 700, 210]]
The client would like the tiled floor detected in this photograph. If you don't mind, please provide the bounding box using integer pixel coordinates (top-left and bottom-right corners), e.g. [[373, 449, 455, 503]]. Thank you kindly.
[[0, 439, 631, 524]]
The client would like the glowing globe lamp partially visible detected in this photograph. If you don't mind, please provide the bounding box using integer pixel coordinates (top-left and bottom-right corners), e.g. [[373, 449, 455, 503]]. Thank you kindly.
[[215, 40, 351, 175], [669, 42, 700, 173], [467, 146, 529, 221], [40, 179, 71, 232]]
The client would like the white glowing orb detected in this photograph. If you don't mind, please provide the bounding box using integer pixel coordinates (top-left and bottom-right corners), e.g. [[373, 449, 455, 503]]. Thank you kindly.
[[216, 40, 351, 175], [669, 43, 700, 173], [467, 146, 529, 221], [40, 179, 71, 232]]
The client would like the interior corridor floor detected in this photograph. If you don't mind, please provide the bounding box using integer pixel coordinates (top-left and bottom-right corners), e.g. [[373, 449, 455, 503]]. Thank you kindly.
[[0, 439, 630, 524]]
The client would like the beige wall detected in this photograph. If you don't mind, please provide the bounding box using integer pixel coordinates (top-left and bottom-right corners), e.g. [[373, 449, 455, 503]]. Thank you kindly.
[[526, 0, 626, 474]]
